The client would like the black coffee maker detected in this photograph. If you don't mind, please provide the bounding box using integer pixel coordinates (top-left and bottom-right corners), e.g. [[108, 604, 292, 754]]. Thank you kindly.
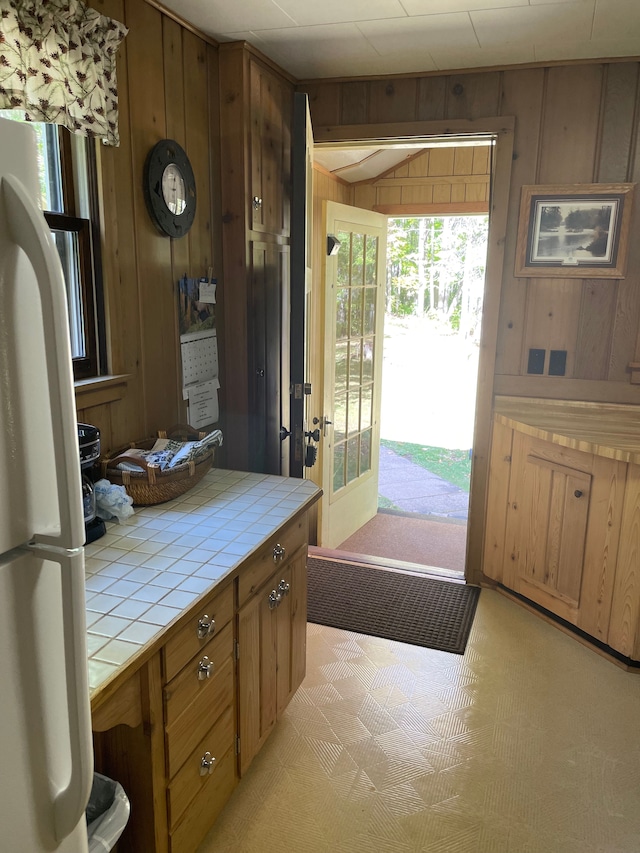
[[77, 423, 106, 544]]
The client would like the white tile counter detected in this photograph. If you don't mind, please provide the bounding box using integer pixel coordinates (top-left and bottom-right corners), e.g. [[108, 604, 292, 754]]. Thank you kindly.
[[84, 469, 320, 695]]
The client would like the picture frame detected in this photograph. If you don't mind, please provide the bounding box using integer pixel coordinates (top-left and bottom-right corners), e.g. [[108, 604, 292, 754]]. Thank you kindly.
[[515, 183, 635, 278]]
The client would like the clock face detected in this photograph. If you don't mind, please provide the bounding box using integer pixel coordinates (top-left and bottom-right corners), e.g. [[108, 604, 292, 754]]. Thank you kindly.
[[161, 163, 187, 215], [143, 139, 196, 238]]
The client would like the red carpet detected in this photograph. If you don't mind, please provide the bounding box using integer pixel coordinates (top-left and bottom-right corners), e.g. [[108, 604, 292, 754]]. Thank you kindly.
[[337, 512, 467, 574]]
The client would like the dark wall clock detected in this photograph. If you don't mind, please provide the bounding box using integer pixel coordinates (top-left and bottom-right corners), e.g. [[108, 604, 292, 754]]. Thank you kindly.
[[143, 139, 196, 238]]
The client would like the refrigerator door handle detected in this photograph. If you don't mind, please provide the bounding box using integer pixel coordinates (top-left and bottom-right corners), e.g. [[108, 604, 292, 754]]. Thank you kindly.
[[36, 546, 94, 842], [2, 174, 85, 550]]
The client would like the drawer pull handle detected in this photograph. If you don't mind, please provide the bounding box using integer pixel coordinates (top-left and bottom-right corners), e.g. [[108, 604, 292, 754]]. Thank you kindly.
[[277, 579, 290, 597], [200, 752, 216, 776], [273, 543, 285, 562], [197, 615, 216, 639], [197, 656, 213, 680], [574, 490, 583, 498], [268, 589, 281, 610]]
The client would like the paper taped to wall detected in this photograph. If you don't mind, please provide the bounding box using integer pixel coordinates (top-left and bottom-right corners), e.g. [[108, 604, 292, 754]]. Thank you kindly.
[[183, 378, 220, 429]]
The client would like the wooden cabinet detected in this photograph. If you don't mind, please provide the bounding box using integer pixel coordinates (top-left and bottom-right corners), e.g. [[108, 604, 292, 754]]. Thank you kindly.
[[219, 43, 294, 474], [237, 517, 308, 774], [484, 415, 635, 654], [91, 505, 314, 853], [162, 583, 237, 853]]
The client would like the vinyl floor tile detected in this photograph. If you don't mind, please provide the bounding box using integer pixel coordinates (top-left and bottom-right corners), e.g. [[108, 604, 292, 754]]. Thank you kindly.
[[197, 590, 640, 853]]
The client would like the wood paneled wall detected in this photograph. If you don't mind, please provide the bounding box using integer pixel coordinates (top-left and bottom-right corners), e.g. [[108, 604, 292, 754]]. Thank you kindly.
[[301, 63, 640, 406], [353, 144, 490, 214], [77, 0, 219, 454]]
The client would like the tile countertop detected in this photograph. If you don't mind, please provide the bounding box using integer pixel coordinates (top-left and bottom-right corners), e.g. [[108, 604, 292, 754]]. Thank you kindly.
[[84, 469, 320, 697]]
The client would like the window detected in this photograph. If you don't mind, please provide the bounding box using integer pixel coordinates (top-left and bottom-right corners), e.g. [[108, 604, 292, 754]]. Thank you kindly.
[[0, 111, 105, 380]]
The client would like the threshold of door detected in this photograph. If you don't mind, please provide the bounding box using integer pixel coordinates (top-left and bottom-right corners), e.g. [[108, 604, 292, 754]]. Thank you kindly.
[[308, 545, 465, 583]]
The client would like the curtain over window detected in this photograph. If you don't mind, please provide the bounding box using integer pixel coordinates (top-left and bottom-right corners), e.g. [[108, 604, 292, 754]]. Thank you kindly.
[[0, 0, 127, 146]]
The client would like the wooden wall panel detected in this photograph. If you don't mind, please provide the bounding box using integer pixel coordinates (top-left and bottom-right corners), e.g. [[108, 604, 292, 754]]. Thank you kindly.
[[537, 65, 603, 184], [416, 76, 446, 121], [494, 68, 545, 377], [522, 279, 583, 378], [341, 81, 369, 125], [352, 144, 491, 215], [596, 63, 639, 183], [82, 0, 216, 453], [369, 79, 418, 124], [89, 0, 145, 449], [446, 72, 501, 120]]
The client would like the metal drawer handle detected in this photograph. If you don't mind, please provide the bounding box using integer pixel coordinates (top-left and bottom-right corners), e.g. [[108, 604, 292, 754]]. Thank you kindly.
[[277, 579, 290, 597], [252, 196, 263, 210], [268, 589, 281, 610], [273, 543, 285, 562], [200, 752, 216, 776], [197, 615, 216, 639], [197, 656, 213, 680]]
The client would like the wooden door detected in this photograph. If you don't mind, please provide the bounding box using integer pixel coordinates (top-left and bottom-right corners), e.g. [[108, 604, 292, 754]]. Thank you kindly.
[[290, 92, 314, 477], [503, 432, 592, 615], [320, 202, 388, 548], [249, 242, 290, 474]]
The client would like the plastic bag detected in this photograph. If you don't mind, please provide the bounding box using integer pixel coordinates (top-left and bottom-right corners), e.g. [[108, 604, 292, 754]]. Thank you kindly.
[[94, 479, 134, 523], [86, 772, 130, 852]]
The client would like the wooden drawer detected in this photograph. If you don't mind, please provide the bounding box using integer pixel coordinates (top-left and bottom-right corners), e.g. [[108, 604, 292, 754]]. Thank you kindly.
[[167, 705, 235, 829], [165, 654, 234, 778], [164, 622, 233, 728], [237, 512, 308, 607], [163, 580, 234, 683], [169, 747, 236, 853]]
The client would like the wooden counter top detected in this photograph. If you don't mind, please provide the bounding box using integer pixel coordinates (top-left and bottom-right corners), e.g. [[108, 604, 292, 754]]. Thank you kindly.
[[85, 468, 320, 716], [494, 396, 640, 464]]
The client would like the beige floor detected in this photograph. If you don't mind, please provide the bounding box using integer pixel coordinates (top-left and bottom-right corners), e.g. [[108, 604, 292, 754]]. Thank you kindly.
[[198, 590, 640, 853]]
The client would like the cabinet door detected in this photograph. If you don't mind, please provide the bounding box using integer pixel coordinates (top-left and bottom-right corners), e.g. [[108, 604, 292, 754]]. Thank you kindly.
[[237, 581, 278, 776], [249, 58, 292, 237], [275, 548, 307, 717], [503, 432, 592, 618]]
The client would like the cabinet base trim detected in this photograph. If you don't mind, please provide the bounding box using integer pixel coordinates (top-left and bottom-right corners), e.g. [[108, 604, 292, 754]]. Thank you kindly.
[[492, 582, 640, 671]]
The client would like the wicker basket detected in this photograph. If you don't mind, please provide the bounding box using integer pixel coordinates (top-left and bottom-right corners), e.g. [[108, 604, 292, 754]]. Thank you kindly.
[[102, 425, 215, 506]]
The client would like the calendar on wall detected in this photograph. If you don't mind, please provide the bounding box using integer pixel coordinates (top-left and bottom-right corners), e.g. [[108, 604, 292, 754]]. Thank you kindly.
[[180, 329, 220, 428], [180, 329, 218, 386]]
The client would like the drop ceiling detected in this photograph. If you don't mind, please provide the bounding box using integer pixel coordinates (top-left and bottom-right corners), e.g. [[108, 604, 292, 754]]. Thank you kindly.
[[160, 0, 640, 80]]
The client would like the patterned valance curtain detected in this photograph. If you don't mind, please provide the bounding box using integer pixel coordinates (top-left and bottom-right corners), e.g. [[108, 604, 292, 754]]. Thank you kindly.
[[0, 0, 127, 145]]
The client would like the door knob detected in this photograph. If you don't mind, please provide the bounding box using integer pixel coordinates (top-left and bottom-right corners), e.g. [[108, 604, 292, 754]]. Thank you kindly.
[[280, 426, 291, 441], [574, 490, 583, 498]]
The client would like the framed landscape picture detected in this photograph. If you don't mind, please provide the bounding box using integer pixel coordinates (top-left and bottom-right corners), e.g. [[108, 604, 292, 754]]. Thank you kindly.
[[515, 183, 635, 278]]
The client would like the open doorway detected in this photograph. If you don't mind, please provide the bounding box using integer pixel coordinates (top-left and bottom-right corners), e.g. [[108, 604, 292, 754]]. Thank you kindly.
[[337, 213, 489, 578]]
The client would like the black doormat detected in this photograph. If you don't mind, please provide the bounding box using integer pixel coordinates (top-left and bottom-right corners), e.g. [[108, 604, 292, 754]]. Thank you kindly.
[[307, 557, 480, 655]]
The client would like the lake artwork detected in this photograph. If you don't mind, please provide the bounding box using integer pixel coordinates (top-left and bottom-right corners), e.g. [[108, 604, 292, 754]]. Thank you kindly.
[[529, 198, 619, 267]]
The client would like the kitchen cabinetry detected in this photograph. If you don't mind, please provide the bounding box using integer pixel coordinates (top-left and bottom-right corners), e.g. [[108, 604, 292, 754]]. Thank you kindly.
[[90, 491, 315, 853], [238, 520, 308, 774], [483, 396, 640, 661], [219, 43, 294, 474]]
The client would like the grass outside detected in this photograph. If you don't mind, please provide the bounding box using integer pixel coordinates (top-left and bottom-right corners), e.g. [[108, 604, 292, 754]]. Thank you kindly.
[[380, 439, 471, 492]]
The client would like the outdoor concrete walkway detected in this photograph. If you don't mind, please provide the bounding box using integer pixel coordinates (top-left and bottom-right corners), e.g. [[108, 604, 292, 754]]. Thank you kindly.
[[378, 444, 469, 520]]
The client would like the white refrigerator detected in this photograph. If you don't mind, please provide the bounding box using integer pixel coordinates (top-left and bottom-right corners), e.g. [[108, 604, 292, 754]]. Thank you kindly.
[[0, 118, 93, 851]]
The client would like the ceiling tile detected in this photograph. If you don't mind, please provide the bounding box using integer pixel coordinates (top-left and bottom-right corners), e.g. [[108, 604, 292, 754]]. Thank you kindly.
[[534, 37, 640, 61], [401, 0, 526, 13], [161, 0, 296, 34], [592, 0, 640, 40], [429, 44, 536, 69], [471, 2, 594, 46], [358, 13, 479, 54], [252, 23, 383, 78], [273, 0, 408, 27]]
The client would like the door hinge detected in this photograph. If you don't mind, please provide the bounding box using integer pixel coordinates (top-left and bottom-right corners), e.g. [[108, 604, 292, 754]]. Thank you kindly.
[[235, 735, 240, 756], [234, 639, 239, 661]]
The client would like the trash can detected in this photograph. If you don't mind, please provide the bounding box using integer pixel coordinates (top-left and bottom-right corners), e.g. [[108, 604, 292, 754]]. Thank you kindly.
[[86, 772, 130, 852]]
